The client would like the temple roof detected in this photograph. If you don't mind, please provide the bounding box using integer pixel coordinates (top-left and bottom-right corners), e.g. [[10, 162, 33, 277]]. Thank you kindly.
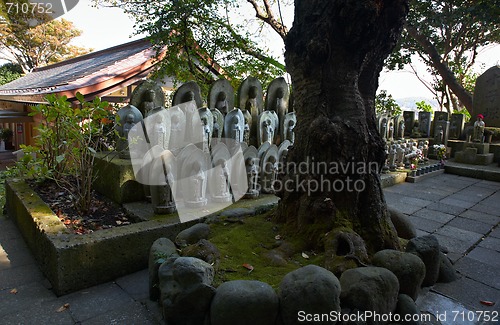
[[0, 38, 160, 103]]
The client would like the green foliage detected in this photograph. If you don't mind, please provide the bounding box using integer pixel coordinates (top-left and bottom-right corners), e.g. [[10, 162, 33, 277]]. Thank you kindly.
[[453, 107, 471, 122], [22, 93, 114, 214], [0, 127, 13, 141], [93, 0, 285, 94], [375, 90, 402, 116], [415, 100, 433, 113], [0, 63, 22, 85]]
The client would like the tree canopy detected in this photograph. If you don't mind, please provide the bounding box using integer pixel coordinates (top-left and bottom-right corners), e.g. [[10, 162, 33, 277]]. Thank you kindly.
[[387, 0, 500, 113], [93, 0, 290, 91], [0, 0, 92, 73], [0, 62, 22, 85]]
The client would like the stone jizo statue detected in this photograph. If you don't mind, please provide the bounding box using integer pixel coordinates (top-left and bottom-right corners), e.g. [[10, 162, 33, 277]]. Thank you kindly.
[[215, 92, 229, 116], [472, 114, 485, 143]]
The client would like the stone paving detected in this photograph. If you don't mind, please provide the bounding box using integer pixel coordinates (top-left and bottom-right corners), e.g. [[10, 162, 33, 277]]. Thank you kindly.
[[0, 173, 499, 324]]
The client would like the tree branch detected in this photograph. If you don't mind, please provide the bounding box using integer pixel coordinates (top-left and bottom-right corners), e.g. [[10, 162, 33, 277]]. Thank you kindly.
[[246, 0, 288, 40], [406, 24, 473, 112]]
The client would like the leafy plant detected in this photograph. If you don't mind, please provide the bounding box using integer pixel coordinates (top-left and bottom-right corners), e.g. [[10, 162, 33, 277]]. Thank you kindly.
[[1, 128, 13, 142], [376, 90, 402, 117], [23, 93, 114, 214], [415, 100, 433, 113]]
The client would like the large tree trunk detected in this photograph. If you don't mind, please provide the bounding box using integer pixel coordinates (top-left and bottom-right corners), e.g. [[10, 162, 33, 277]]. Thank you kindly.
[[276, 0, 409, 254]]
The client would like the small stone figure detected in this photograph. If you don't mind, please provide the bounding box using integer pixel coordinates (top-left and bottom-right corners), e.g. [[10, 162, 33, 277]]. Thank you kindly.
[[434, 125, 444, 144], [233, 116, 242, 142], [388, 122, 394, 141], [380, 119, 387, 139], [215, 92, 229, 116], [155, 163, 176, 214], [186, 161, 207, 207], [154, 114, 167, 149], [201, 116, 211, 153], [472, 114, 485, 143], [142, 90, 156, 117], [170, 114, 183, 152], [262, 119, 274, 144], [243, 118, 250, 145], [286, 119, 295, 143], [212, 159, 232, 202], [123, 113, 135, 139], [398, 121, 405, 140], [116, 104, 143, 159], [245, 157, 259, 198], [389, 144, 397, 171]]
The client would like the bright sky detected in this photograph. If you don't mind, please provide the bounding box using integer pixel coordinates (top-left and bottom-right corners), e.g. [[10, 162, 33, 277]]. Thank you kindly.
[[60, 0, 500, 100]]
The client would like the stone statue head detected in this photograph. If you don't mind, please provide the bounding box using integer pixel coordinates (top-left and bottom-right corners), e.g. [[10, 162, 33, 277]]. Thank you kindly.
[[217, 91, 227, 101], [233, 115, 240, 124], [248, 86, 258, 99], [145, 89, 156, 101], [126, 113, 135, 123], [182, 91, 195, 103], [201, 116, 208, 126], [275, 87, 284, 99]]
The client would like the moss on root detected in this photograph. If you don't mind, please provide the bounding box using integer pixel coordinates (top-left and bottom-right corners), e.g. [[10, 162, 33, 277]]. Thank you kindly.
[[209, 210, 323, 289]]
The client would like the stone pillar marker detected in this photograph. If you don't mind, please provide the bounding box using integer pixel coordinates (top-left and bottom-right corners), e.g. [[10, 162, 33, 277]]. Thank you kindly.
[[472, 65, 500, 127]]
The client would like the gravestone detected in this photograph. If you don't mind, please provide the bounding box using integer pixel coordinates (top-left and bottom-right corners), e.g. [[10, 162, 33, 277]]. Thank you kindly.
[[473, 65, 500, 127], [130, 80, 166, 117], [265, 77, 290, 136], [115, 105, 144, 159], [238, 77, 264, 145], [387, 117, 395, 141], [403, 111, 415, 137], [418, 112, 432, 137], [433, 111, 449, 136], [172, 81, 203, 108], [258, 111, 279, 146], [394, 115, 405, 139], [377, 115, 388, 139], [208, 79, 234, 116], [449, 114, 465, 139], [433, 120, 450, 146], [224, 109, 245, 143]]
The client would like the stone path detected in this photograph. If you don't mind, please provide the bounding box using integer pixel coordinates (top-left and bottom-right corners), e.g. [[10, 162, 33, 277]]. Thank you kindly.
[[384, 174, 500, 324], [0, 173, 499, 324]]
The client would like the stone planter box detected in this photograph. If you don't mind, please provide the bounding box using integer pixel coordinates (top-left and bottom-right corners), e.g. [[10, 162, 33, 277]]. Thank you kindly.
[[5, 179, 198, 296]]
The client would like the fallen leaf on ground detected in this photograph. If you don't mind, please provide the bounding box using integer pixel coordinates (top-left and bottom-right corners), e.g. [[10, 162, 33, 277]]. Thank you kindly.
[[480, 300, 495, 306], [56, 303, 70, 312], [242, 263, 254, 272], [9, 288, 17, 294], [302, 252, 310, 259]]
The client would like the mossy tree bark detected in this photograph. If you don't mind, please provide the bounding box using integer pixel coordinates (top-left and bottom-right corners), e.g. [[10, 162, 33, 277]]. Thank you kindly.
[[276, 0, 409, 253]]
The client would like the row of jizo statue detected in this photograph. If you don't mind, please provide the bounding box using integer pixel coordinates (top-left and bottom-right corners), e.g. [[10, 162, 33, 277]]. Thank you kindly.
[[376, 110, 489, 146], [116, 77, 296, 160], [114, 78, 294, 215], [129, 139, 290, 215]]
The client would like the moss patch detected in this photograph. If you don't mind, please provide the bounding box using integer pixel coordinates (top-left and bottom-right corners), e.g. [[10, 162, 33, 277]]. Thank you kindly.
[[209, 210, 324, 289]]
